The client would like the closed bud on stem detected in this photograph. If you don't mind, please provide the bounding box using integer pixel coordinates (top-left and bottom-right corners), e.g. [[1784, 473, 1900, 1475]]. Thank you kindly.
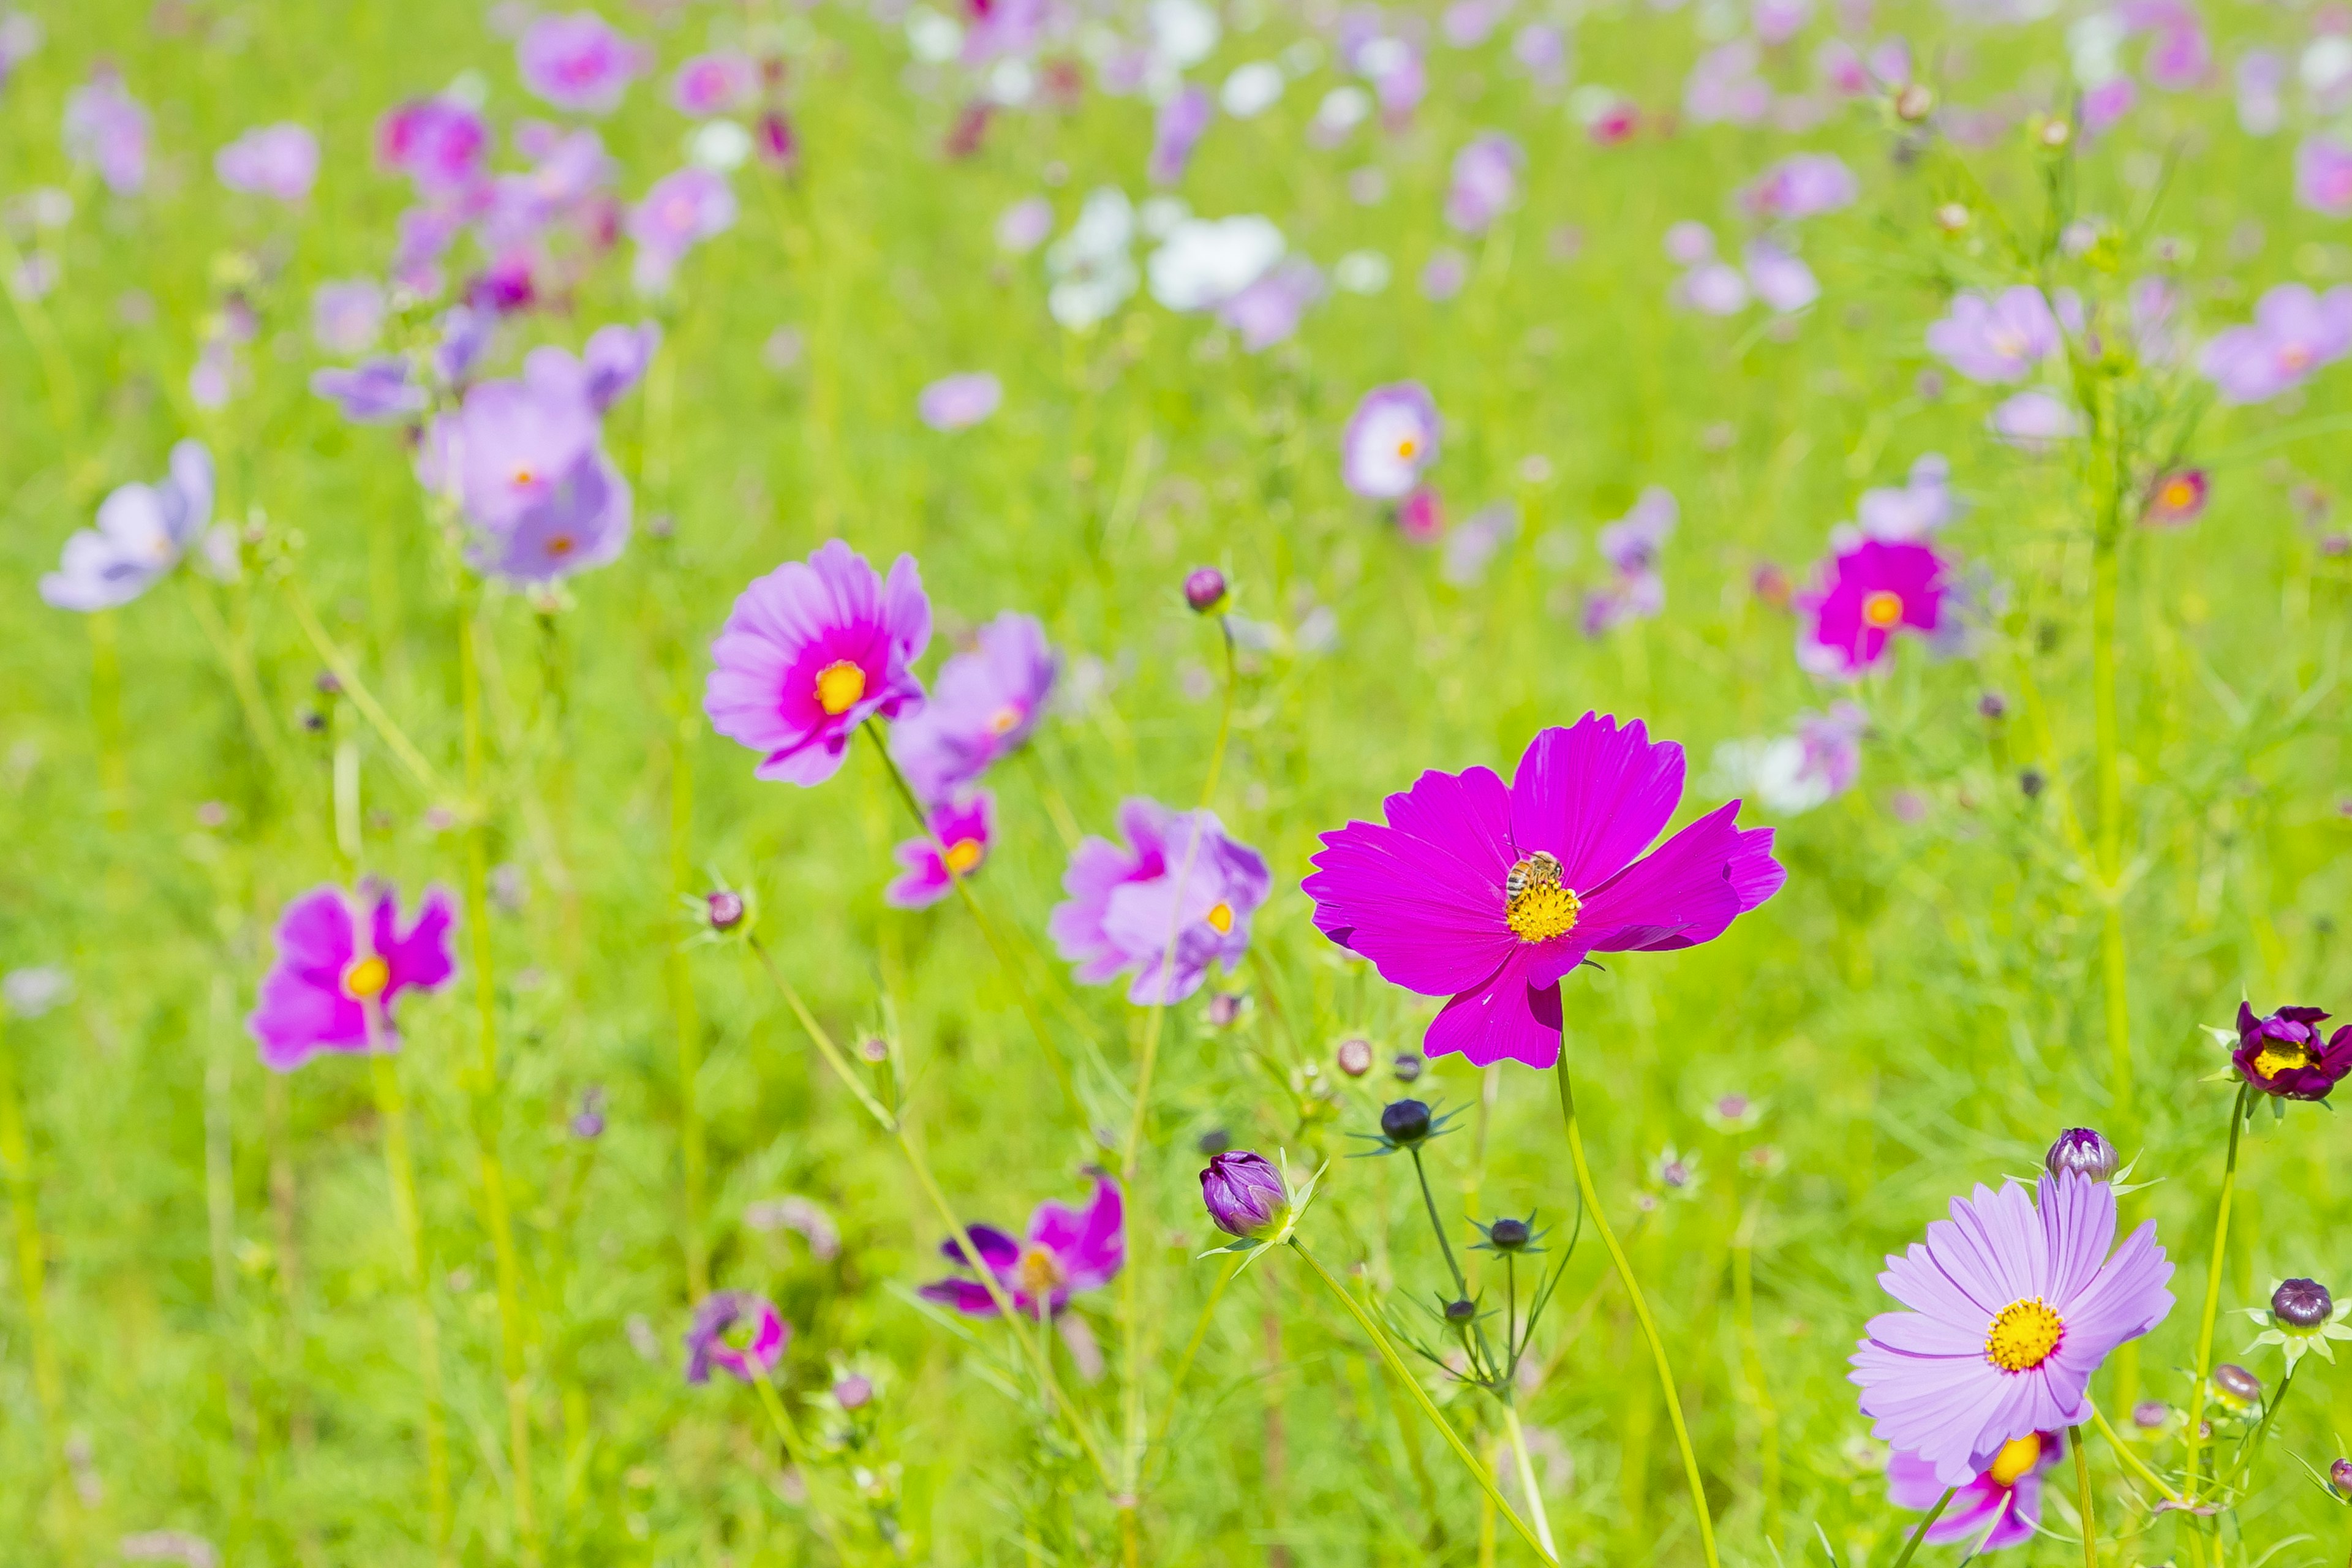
[[705, 890, 745, 931], [1893, 83, 1934, 121], [1200, 1150, 1287, 1239], [1487, 1216, 1531, 1251], [2330, 1457, 2352, 1495], [1335, 1037, 1373, 1077], [2044, 1126, 2120, 1182], [1380, 1098, 1433, 1147], [2273, 1277, 2334, 1329], [1444, 1297, 1476, 1324], [1183, 566, 1228, 614], [2212, 1362, 2263, 1408]]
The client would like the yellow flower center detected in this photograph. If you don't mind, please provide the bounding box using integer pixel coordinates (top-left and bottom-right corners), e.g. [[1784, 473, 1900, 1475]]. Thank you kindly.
[[2254, 1039, 2317, 1079], [1985, 1297, 2065, 1372], [546, 534, 575, 557], [1505, 852, 1580, 944], [2283, 344, 2315, 371], [1205, 901, 1234, 934], [1861, 590, 1905, 628], [511, 465, 536, 488], [342, 955, 391, 1000], [1396, 436, 1419, 459], [1986, 1433, 2043, 1488], [987, 703, 1023, 735], [943, 838, 984, 875], [814, 660, 867, 716], [1015, 1246, 1063, 1298], [2161, 480, 2195, 510]]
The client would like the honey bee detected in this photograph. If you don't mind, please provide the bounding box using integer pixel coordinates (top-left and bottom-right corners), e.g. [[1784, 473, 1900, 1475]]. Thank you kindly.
[[1505, 850, 1564, 905]]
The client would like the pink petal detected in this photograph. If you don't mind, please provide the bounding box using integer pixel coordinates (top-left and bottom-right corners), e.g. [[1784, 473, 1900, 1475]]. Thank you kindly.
[[1507, 714, 1686, 891]]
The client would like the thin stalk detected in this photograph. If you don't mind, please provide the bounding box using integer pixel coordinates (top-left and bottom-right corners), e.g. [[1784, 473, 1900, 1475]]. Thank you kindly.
[[668, 729, 707, 1298], [2071, 1424, 2097, 1568], [2218, 1362, 2296, 1496], [2088, 1403, 2181, 1502], [1500, 1404, 1559, 1561], [1290, 1240, 1554, 1563], [1890, 1489, 1955, 1568], [1144, 1253, 1242, 1480], [1555, 1055, 1719, 1568], [748, 1368, 848, 1556], [2182, 1084, 2249, 1501], [0, 1005, 64, 1473], [369, 1049, 454, 1566], [2090, 524, 2133, 1121], [282, 579, 450, 799], [747, 938, 897, 1129], [1732, 1197, 1783, 1541], [1411, 1147, 1469, 1298], [456, 594, 540, 1564]]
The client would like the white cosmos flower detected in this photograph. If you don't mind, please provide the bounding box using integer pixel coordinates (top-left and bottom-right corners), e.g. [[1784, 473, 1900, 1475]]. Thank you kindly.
[[1147, 215, 1283, 311], [1221, 61, 1285, 117]]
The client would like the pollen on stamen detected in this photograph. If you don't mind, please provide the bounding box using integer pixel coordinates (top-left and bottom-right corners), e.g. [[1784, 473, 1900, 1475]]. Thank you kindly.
[[1205, 900, 1234, 934], [1861, 589, 1904, 628], [944, 839, 984, 875], [342, 955, 391, 1000], [1984, 1296, 2064, 1372], [814, 659, 867, 716]]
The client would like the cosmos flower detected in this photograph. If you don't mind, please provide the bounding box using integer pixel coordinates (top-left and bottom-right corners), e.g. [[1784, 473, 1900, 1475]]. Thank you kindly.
[[1444, 132, 1523, 235], [2143, 467, 2209, 527], [215, 123, 318, 202], [1303, 713, 1785, 1069], [1796, 538, 1953, 679], [1850, 1170, 2174, 1487], [518, 11, 647, 115], [919, 1173, 1123, 1319], [2201, 284, 2352, 404], [996, 195, 1055, 254], [1218, 258, 1323, 351], [1046, 187, 1139, 331], [312, 279, 386, 355], [1926, 288, 2063, 384], [62, 70, 148, 196], [1200, 1150, 1288, 1239], [1712, 703, 1866, 815], [1885, 1431, 2063, 1553], [2231, 1003, 2352, 1101], [311, 358, 428, 424], [672, 51, 759, 117], [2296, 137, 2352, 216], [40, 440, 214, 612], [917, 372, 1003, 431], [886, 793, 995, 908], [1049, 800, 1272, 1005], [683, 1291, 789, 1384], [467, 452, 632, 584], [1744, 238, 1819, 314], [1855, 454, 1958, 541], [1741, 153, 1856, 219], [1148, 85, 1212, 185], [629, 167, 736, 291], [888, 612, 1059, 804], [1342, 382, 1440, 500], [704, 540, 931, 786], [247, 883, 457, 1072], [437, 375, 602, 529], [375, 97, 489, 198], [1584, 487, 1675, 634], [1147, 215, 1284, 312], [521, 323, 660, 415], [1687, 38, 1772, 125]]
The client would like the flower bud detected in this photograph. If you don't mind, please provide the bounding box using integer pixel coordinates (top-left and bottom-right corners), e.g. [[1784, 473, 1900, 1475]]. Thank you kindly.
[[2274, 1277, 2334, 1329], [2132, 1400, 2171, 1430], [1205, 991, 1246, 1028], [834, 1373, 874, 1410], [705, 890, 746, 931], [1335, 1037, 1374, 1077], [1978, 692, 2007, 720], [2044, 1128, 2120, 1183], [1196, 1126, 1231, 1156], [1487, 1217, 1531, 1251], [1200, 1150, 1287, 1239], [1443, 1297, 1476, 1324], [1380, 1098, 1433, 1146], [1391, 1053, 1423, 1084], [1183, 567, 1228, 614], [2212, 1362, 2262, 1408], [1893, 83, 1934, 121], [2331, 1457, 2352, 1495]]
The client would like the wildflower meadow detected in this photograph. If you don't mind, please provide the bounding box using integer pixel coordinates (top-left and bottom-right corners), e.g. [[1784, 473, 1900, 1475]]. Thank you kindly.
[[6, 0, 2352, 1563]]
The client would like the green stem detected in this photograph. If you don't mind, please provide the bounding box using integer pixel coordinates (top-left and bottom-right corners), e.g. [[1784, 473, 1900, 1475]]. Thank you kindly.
[[2087, 1403, 2180, 1502], [1555, 1054, 1719, 1568], [1410, 1146, 1469, 1298], [0, 1005, 65, 1498], [1500, 1403, 1559, 1561], [1890, 1488, 1955, 1568], [668, 728, 707, 1299], [1143, 1253, 1242, 1481], [1732, 1196, 1783, 1542], [2182, 1084, 2248, 1501], [748, 1368, 848, 1555], [1289, 1240, 1554, 1562], [2090, 522, 2133, 1122], [369, 1049, 454, 1566], [2218, 1362, 2296, 1496], [283, 579, 450, 799], [2072, 1423, 2097, 1568], [88, 612, 128, 831]]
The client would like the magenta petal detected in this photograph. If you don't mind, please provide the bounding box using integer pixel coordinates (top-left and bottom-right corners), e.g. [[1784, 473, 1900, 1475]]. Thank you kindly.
[[1507, 714, 1686, 891], [918, 1279, 1001, 1316], [1303, 765, 1518, 997], [941, 1223, 1022, 1270], [1575, 802, 1748, 951], [1423, 959, 1562, 1068]]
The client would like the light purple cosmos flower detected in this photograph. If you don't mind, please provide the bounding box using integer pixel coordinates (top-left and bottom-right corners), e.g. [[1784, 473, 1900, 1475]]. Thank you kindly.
[[1686, 39, 1771, 124], [1218, 258, 1322, 351], [40, 440, 213, 611], [919, 1174, 1123, 1320], [705, 540, 931, 786], [683, 1292, 789, 1384], [1744, 238, 1819, 314], [376, 97, 489, 198], [1514, 23, 1569, 88], [997, 195, 1055, 254], [469, 452, 632, 584], [1887, 1432, 2062, 1552], [1149, 85, 1212, 185], [1678, 262, 1749, 317], [216, 123, 319, 202], [312, 358, 428, 424], [1926, 288, 2063, 384], [1796, 539, 1953, 678], [63, 70, 148, 195], [440, 376, 602, 528], [1741, 153, 1857, 219], [391, 203, 464, 297], [1305, 714, 1784, 1070], [1583, 486, 1676, 634], [1855, 454, 1956, 541], [2081, 75, 2136, 140], [2298, 137, 2352, 217], [2238, 48, 2287, 135], [434, 303, 495, 386], [1989, 390, 2083, 450], [1421, 249, 1470, 303], [1444, 132, 1523, 235], [312, 279, 386, 355], [1342, 382, 1441, 500], [672, 51, 759, 117], [889, 611, 1059, 803], [1049, 801, 1272, 1006], [2203, 284, 2352, 404], [917, 372, 1003, 431], [886, 793, 995, 908], [247, 883, 457, 1072], [518, 12, 646, 115], [964, 0, 1050, 65], [629, 167, 736, 291], [2143, 467, 2209, 527], [522, 323, 660, 415], [1850, 1170, 2173, 1488]]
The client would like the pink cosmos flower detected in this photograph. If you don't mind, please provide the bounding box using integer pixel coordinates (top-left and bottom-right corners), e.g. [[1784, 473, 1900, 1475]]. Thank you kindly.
[[518, 12, 647, 115], [1855, 454, 1956, 541], [2143, 467, 2209, 527], [704, 541, 931, 786], [1049, 801, 1272, 1005], [1686, 39, 1772, 125], [468, 453, 632, 584], [2299, 137, 2352, 217], [312, 279, 386, 354], [1149, 85, 1212, 185], [629, 167, 736, 291], [671, 51, 759, 117], [887, 793, 995, 908], [1926, 288, 2062, 383], [63, 70, 148, 196], [1342, 382, 1440, 500], [919, 1174, 1123, 1319], [1218, 258, 1323, 351], [1741, 153, 1857, 219], [216, 123, 320, 202], [2201, 284, 2352, 404], [376, 97, 489, 199], [1850, 1170, 2174, 1487], [683, 1292, 788, 1383], [247, 884, 456, 1072], [1795, 538, 1952, 678], [1744, 238, 1819, 314], [1303, 714, 1784, 1070], [1885, 1431, 2062, 1552], [2081, 75, 2136, 140], [889, 611, 1059, 804], [917, 372, 1003, 431], [1444, 132, 1523, 235]]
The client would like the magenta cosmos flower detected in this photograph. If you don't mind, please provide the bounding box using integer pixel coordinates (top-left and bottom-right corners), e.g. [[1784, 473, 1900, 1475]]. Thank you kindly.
[[1740, 153, 1856, 219], [1342, 382, 1440, 500], [248, 884, 456, 1071], [1926, 288, 2063, 384], [887, 792, 995, 909], [705, 541, 930, 786], [2233, 1002, 2352, 1101], [216, 123, 319, 202], [683, 1291, 788, 1384], [1303, 714, 1784, 1069], [1050, 802, 1272, 1005], [889, 611, 1059, 804], [1886, 1430, 2062, 1552], [672, 51, 759, 117], [919, 1173, 1123, 1320], [1795, 539, 1953, 679], [1850, 1170, 2173, 1487], [2202, 284, 2352, 404], [375, 97, 489, 199], [630, 167, 736, 291], [518, 12, 646, 115]]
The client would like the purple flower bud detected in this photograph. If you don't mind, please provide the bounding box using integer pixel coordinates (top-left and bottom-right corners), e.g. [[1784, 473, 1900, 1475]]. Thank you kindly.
[[1335, 1038, 1373, 1077], [1392, 1054, 1423, 1084], [2233, 1002, 2352, 1101], [2331, 1457, 2352, 1495], [570, 1085, 606, 1140], [1183, 567, 1227, 614], [833, 1373, 874, 1410], [1381, 1098, 1433, 1145], [1487, 1216, 1531, 1251], [1977, 692, 2007, 720], [2132, 1400, 2171, 1430], [2273, 1277, 2334, 1329], [2212, 1362, 2262, 1406], [1205, 991, 1245, 1028], [705, 890, 745, 931], [1443, 1297, 1476, 1323], [1196, 1127, 1232, 1156], [1200, 1150, 1287, 1239], [2044, 1127, 2120, 1183]]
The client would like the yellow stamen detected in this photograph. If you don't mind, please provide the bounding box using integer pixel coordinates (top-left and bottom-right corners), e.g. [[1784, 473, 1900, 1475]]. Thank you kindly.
[[943, 838, 984, 875], [511, 465, 536, 487], [987, 704, 1022, 735], [2254, 1040, 2317, 1079], [1861, 589, 1904, 628], [1205, 901, 1234, 934], [1395, 436, 1419, 459], [342, 955, 391, 1000], [2161, 480, 2195, 510], [1986, 1433, 2043, 1488], [546, 534, 575, 557], [2282, 344, 2315, 371], [814, 659, 867, 716], [1015, 1246, 1062, 1298], [1984, 1297, 2064, 1372]]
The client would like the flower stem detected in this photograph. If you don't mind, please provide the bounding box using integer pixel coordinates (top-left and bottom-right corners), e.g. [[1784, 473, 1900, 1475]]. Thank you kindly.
[[1410, 1146, 1469, 1300], [0, 1002, 66, 1526], [748, 1368, 848, 1555], [2182, 1083, 2248, 1501], [2087, 1403, 2180, 1502], [2218, 1362, 2295, 1496], [1554, 1055, 1719, 1568], [86, 611, 129, 831], [666, 725, 707, 1298], [1890, 1489, 1955, 1568], [1144, 1253, 1242, 1480], [1500, 1403, 1559, 1561], [1289, 1240, 1554, 1562], [2071, 1423, 2097, 1568], [2090, 433, 2135, 1125], [369, 1050, 454, 1566], [283, 579, 450, 801]]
